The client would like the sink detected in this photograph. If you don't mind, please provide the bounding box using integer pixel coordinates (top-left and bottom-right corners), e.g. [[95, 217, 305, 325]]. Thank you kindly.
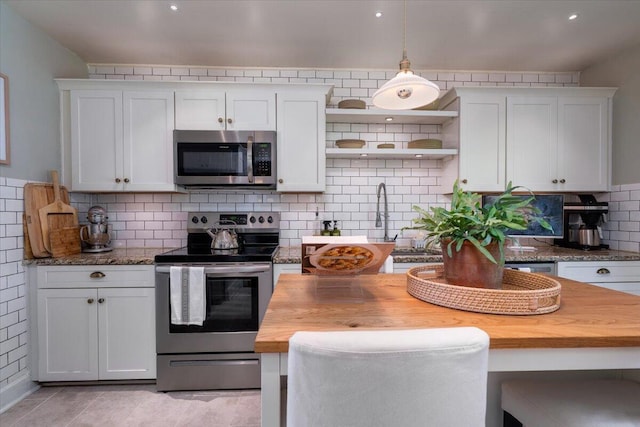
[[390, 247, 441, 256]]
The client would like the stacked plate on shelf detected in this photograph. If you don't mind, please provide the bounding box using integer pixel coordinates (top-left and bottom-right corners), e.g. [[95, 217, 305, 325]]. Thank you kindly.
[[336, 139, 365, 148], [408, 139, 442, 149]]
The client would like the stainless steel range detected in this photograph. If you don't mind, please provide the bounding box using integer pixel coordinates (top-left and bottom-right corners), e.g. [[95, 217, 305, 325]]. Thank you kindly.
[[154, 211, 279, 391]]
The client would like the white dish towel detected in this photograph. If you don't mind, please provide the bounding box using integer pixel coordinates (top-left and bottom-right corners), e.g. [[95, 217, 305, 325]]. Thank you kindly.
[[169, 266, 206, 326]]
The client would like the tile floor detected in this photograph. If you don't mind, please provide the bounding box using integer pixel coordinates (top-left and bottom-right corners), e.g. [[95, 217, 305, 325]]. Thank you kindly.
[[0, 384, 260, 427]]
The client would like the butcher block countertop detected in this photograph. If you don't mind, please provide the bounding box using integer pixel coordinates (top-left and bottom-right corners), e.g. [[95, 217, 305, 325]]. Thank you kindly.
[[254, 273, 640, 354]]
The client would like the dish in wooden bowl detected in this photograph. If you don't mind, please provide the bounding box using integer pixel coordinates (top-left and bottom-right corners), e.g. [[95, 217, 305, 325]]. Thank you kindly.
[[336, 139, 366, 149], [309, 244, 382, 274]]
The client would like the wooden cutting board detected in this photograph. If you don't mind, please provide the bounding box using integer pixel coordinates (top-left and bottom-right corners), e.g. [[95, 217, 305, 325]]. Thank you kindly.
[[49, 226, 81, 257], [23, 177, 71, 258], [39, 171, 79, 254]]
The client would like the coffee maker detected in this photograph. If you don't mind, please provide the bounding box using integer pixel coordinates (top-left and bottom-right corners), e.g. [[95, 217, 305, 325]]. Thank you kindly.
[[555, 195, 608, 250], [80, 205, 112, 253]]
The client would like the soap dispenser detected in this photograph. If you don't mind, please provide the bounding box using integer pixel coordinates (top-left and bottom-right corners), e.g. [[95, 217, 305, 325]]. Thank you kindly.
[[321, 220, 333, 236], [331, 220, 341, 236]]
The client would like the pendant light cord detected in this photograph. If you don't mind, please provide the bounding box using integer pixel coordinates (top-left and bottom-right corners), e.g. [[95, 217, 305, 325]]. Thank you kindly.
[[400, 0, 410, 71], [403, 0, 407, 59]]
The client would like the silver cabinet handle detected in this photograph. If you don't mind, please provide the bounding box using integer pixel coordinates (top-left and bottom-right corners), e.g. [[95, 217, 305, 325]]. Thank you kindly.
[[90, 271, 106, 279], [596, 268, 610, 275]]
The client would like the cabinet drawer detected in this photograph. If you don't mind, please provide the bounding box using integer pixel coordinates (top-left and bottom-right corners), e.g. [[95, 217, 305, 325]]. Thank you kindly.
[[588, 281, 640, 296], [557, 261, 640, 283], [38, 265, 154, 288]]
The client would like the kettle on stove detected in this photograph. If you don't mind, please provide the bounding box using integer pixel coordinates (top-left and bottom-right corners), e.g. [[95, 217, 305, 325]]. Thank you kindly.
[[205, 220, 239, 250]]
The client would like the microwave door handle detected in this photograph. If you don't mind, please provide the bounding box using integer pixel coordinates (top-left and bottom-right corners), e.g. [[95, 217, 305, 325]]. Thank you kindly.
[[156, 265, 270, 274], [247, 136, 254, 183]]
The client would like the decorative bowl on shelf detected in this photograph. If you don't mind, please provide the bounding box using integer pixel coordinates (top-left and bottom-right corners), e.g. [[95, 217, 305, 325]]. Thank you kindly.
[[408, 139, 442, 149], [377, 143, 395, 149], [338, 99, 366, 109], [336, 139, 366, 149]]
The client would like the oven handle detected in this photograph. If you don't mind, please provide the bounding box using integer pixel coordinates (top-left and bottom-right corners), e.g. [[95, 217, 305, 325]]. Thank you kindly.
[[156, 264, 271, 274]]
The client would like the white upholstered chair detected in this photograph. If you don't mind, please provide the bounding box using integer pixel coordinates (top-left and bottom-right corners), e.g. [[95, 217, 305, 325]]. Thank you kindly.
[[502, 378, 640, 427], [286, 327, 490, 427]]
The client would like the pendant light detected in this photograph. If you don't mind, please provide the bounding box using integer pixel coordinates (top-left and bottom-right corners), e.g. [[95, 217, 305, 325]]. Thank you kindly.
[[372, 0, 440, 110]]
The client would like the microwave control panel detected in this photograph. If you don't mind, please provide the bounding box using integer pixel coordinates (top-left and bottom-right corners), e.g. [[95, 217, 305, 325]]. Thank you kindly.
[[253, 143, 272, 176]]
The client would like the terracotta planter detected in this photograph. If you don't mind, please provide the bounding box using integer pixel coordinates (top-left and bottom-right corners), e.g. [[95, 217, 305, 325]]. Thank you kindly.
[[440, 239, 504, 289]]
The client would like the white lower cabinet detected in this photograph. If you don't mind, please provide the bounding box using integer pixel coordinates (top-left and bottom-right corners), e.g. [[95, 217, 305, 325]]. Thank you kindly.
[[273, 263, 302, 287], [557, 261, 640, 296], [36, 266, 156, 381]]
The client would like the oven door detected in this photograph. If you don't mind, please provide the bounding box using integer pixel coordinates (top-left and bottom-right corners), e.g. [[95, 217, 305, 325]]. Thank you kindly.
[[155, 263, 273, 354]]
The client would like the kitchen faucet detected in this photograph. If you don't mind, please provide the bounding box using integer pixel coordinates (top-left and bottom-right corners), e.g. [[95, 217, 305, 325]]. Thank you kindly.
[[375, 182, 392, 242]]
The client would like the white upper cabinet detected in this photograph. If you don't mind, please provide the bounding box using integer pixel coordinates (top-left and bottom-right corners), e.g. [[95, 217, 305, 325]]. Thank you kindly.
[[63, 83, 175, 192], [440, 87, 616, 193], [442, 94, 506, 192], [507, 95, 610, 192], [175, 88, 276, 131], [276, 88, 329, 192]]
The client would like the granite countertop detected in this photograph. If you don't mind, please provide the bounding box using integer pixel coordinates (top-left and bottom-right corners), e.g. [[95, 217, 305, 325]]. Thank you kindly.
[[274, 245, 640, 264], [23, 248, 173, 266], [23, 245, 640, 266]]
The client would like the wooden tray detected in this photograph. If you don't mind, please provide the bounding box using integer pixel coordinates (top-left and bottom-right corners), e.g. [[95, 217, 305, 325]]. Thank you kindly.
[[407, 265, 561, 315]]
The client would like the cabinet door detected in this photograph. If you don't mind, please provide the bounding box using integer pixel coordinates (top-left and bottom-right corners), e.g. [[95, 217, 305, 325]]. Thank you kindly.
[[558, 97, 609, 191], [276, 91, 326, 192], [175, 90, 226, 130], [458, 95, 506, 192], [123, 91, 176, 191], [37, 289, 99, 381], [226, 89, 276, 130], [98, 288, 156, 379], [70, 90, 123, 191], [506, 96, 558, 191]]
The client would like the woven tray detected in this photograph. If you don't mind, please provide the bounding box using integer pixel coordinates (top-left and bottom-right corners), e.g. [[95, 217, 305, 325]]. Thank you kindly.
[[406, 265, 561, 315]]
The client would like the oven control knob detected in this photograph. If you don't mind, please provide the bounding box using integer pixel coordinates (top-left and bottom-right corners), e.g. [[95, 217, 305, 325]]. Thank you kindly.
[[250, 216, 256, 223], [201, 216, 208, 224], [191, 216, 199, 224], [267, 216, 274, 223], [259, 216, 265, 223]]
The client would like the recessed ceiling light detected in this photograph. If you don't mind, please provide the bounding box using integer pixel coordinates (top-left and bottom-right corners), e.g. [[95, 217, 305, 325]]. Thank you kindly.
[[375, 11, 383, 18], [385, 117, 393, 122], [415, 154, 423, 158], [568, 13, 578, 20], [170, 4, 178, 11]]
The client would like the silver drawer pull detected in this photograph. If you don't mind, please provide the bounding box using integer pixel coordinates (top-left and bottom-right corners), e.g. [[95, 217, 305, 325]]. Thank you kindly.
[[90, 271, 106, 279], [596, 268, 611, 275]]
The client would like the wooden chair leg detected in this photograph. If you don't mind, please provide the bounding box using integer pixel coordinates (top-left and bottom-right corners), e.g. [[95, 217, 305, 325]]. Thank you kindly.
[[503, 411, 524, 427]]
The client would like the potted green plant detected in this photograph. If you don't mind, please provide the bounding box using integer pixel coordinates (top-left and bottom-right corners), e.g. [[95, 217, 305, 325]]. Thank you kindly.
[[405, 180, 552, 289]]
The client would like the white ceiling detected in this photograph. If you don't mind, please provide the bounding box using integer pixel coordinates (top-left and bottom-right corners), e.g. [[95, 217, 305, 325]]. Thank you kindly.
[[6, 0, 640, 72]]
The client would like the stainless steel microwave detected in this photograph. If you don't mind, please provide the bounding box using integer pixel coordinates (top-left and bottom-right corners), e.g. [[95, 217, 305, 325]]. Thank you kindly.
[[174, 130, 277, 188]]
